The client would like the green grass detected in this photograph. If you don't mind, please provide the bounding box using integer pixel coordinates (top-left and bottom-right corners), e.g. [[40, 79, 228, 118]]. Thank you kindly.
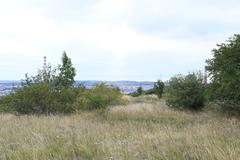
[[0, 95, 239, 160]]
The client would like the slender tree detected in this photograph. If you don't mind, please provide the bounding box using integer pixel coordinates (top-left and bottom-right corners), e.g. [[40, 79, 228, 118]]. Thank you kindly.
[[58, 51, 76, 88], [154, 80, 165, 99]]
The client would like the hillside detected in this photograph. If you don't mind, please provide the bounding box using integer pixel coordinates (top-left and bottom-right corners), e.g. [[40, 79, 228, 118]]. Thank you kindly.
[[0, 96, 239, 160]]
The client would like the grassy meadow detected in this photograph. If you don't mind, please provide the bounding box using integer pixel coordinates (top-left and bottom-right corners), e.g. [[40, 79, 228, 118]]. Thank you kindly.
[[0, 95, 239, 160]]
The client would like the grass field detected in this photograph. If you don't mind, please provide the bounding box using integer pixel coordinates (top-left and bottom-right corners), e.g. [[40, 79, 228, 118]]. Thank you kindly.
[[0, 95, 239, 160]]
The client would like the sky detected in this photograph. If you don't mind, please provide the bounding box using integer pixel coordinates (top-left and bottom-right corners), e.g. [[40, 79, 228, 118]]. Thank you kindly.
[[0, 0, 239, 81]]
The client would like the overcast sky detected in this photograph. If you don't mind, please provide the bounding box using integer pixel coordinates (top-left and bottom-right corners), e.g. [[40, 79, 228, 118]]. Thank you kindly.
[[0, 0, 239, 81]]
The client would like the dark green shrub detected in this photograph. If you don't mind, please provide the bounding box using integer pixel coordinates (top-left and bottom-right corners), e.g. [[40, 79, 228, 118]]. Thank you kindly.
[[166, 72, 205, 110], [1, 83, 78, 114], [0, 93, 16, 112], [153, 80, 165, 99], [137, 87, 143, 95], [89, 95, 105, 109], [144, 88, 155, 95], [206, 34, 240, 114], [129, 87, 144, 97], [12, 83, 52, 114]]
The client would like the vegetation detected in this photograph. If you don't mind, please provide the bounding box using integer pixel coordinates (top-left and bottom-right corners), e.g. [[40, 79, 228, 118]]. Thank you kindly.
[[129, 80, 165, 98], [57, 51, 76, 88], [0, 52, 123, 114], [0, 96, 239, 160], [136, 86, 143, 95], [0, 34, 240, 159], [153, 80, 165, 98], [166, 72, 205, 110], [74, 83, 123, 110], [206, 34, 240, 114]]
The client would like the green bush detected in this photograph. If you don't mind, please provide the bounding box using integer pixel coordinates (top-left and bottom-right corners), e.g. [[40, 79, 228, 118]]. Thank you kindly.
[[153, 80, 165, 99], [0, 53, 124, 114], [74, 83, 123, 110], [129, 87, 145, 97], [0, 93, 16, 112], [166, 72, 205, 110], [144, 88, 155, 95], [0, 83, 123, 114], [206, 34, 240, 114], [0, 83, 78, 114]]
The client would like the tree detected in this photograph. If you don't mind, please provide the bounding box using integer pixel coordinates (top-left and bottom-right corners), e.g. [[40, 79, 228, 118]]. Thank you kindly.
[[58, 51, 76, 88], [154, 80, 164, 98], [137, 86, 143, 95], [23, 57, 58, 89], [166, 72, 205, 110], [206, 34, 240, 113]]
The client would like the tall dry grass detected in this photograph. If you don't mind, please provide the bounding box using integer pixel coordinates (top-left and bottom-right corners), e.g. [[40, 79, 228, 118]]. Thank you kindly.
[[0, 95, 239, 160]]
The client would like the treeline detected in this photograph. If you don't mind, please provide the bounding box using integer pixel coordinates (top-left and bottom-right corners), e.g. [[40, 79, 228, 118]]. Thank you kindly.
[[130, 34, 240, 115]]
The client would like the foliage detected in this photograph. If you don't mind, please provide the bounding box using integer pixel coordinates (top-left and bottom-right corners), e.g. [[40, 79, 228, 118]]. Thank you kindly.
[[0, 93, 16, 112], [137, 87, 143, 95], [0, 83, 78, 114], [153, 80, 165, 99], [0, 83, 123, 114], [0, 52, 123, 114], [144, 88, 155, 95], [57, 51, 76, 88], [23, 64, 58, 89], [128, 86, 144, 97], [129, 81, 164, 98], [206, 34, 240, 113], [74, 83, 123, 110], [166, 72, 205, 110]]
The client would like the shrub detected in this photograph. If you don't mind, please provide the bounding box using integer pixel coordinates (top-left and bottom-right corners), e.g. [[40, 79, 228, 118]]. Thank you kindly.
[[0, 52, 79, 114], [0, 52, 125, 114], [0, 83, 78, 114], [153, 80, 165, 99], [137, 87, 143, 95], [0, 93, 16, 112], [74, 83, 123, 110], [166, 72, 205, 110], [129, 87, 144, 97], [144, 88, 155, 95], [206, 34, 240, 114]]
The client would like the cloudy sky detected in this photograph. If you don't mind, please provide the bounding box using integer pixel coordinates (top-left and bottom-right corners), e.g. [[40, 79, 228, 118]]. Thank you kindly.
[[0, 0, 239, 81]]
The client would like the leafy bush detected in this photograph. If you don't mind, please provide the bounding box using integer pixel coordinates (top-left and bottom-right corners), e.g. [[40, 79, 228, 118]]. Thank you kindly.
[[0, 83, 78, 114], [144, 88, 155, 95], [206, 34, 240, 114], [153, 80, 165, 99], [129, 81, 164, 98], [0, 83, 123, 114], [0, 93, 16, 112], [0, 53, 124, 114], [74, 83, 123, 110], [166, 72, 205, 110]]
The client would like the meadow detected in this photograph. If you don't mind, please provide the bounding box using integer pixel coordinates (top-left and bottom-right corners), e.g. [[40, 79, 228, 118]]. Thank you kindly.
[[0, 95, 239, 160]]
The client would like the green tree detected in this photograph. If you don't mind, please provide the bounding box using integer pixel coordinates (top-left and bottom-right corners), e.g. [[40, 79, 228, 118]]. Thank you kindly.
[[206, 34, 240, 112], [58, 51, 76, 88], [137, 86, 143, 95], [154, 80, 165, 98], [23, 59, 58, 89], [166, 72, 205, 110]]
